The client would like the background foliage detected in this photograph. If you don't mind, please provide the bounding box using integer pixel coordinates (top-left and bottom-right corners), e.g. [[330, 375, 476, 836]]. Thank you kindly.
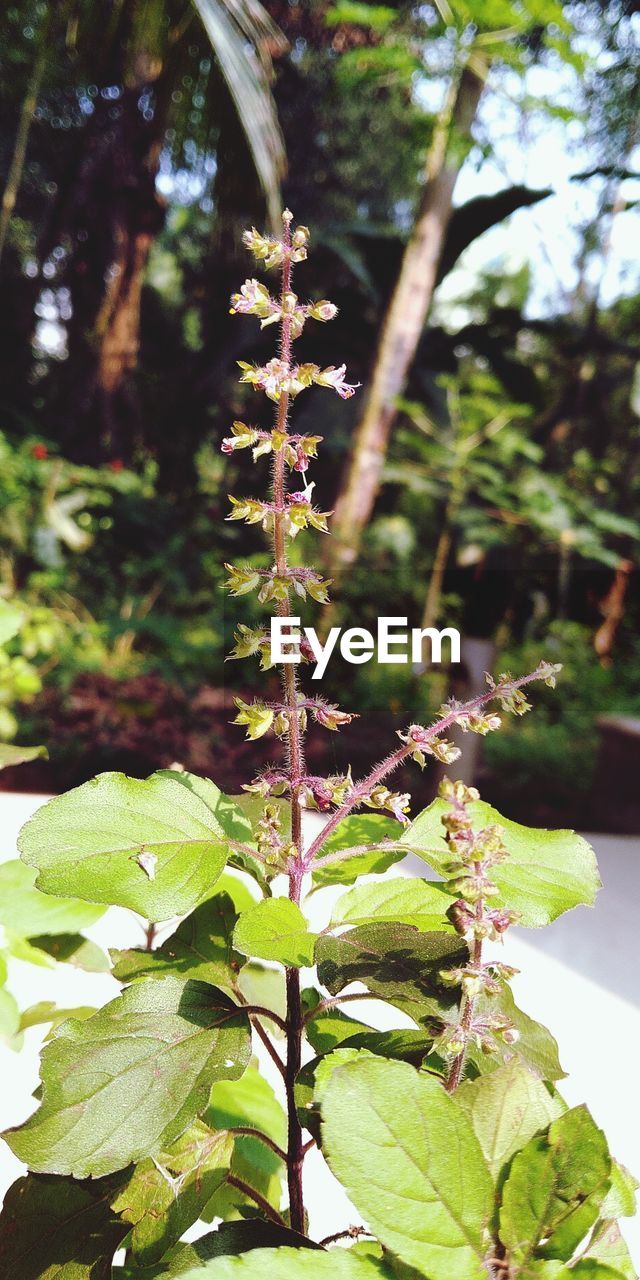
[[0, 0, 639, 824]]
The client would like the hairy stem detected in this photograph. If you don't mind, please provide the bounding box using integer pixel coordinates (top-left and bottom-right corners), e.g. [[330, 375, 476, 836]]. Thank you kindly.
[[303, 991, 385, 1025], [226, 1174, 288, 1227], [445, 871, 485, 1093], [228, 1127, 287, 1162], [444, 934, 482, 1093], [271, 215, 306, 1234], [303, 668, 547, 868]]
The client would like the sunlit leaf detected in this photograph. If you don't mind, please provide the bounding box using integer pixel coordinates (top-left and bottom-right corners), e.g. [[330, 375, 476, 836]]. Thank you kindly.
[[3, 977, 251, 1177], [402, 799, 599, 926], [321, 1055, 494, 1280], [18, 771, 249, 920]]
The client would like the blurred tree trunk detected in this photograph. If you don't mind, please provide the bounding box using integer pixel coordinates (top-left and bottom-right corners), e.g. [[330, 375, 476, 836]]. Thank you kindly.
[[326, 60, 485, 575], [49, 5, 169, 459], [0, 35, 48, 268]]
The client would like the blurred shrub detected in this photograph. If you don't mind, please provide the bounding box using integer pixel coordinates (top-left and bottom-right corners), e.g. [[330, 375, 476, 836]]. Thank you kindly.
[[484, 621, 640, 816]]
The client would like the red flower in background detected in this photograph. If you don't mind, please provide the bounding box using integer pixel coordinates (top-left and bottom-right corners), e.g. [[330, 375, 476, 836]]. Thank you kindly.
[[31, 443, 48, 460]]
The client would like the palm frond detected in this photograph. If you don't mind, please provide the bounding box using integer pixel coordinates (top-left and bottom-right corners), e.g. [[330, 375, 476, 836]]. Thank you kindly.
[[191, 0, 288, 229]]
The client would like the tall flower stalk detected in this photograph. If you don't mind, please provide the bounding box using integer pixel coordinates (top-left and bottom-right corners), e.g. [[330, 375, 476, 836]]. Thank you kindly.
[[224, 211, 561, 1230]]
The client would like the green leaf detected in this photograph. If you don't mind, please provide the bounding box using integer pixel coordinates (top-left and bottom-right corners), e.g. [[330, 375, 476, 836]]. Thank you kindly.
[[0, 599, 25, 644], [0, 986, 21, 1048], [0, 1172, 129, 1279], [305, 1005, 379, 1055], [236, 962, 286, 1035], [111, 1122, 233, 1265], [297, 1034, 436, 1145], [202, 1065, 286, 1222], [331, 878, 454, 932], [468, 984, 566, 1081], [4, 934, 58, 968], [17, 770, 249, 920], [521, 1265, 630, 1279], [402, 799, 599, 926], [312, 815, 405, 888], [146, 1221, 321, 1277], [0, 743, 47, 770], [3, 977, 251, 1177], [579, 1220, 637, 1280], [233, 898, 317, 967], [206, 1065, 287, 1153], [600, 1161, 639, 1219], [18, 1001, 96, 1032], [499, 1106, 611, 1266], [315, 922, 466, 1019], [0, 860, 105, 935], [175, 1246, 392, 1278], [28, 933, 110, 971], [456, 1060, 565, 1181], [111, 892, 241, 990], [321, 1056, 494, 1280], [326, 2, 396, 32]]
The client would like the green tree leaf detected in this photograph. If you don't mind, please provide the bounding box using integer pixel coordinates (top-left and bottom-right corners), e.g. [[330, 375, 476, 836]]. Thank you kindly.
[[456, 1060, 565, 1181], [3, 977, 251, 1177], [315, 922, 466, 1019], [0, 860, 105, 934], [0, 743, 47, 770], [202, 1065, 286, 1222], [0, 1172, 129, 1279], [236, 962, 286, 1035], [296, 1035, 435, 1144], [0, 986, 21, 1049], [175, 1246, 393, 1278], [401, 799, 599, 926], [578, 1220, 637, 1280], [28, 932, 110, 971], [600, 1161, 639, 1219], [0, 599, 24, 645], [143, 1221, 320, 1277], [18, 1001, 96, 1033], [111, 892, 241, 991], [321, 1056, 494, 1280], [330, 878, 454, 932], [111, 1123, 233, 1265], [233, 899, 317, 967], [466, 984, 566, 1081], [520, 1265, 629, 1279], [17, 771, 248, 920], [312, 814, 406, 888], [499, 1106, 611, 1266], [305, 1004, 380, 1055]]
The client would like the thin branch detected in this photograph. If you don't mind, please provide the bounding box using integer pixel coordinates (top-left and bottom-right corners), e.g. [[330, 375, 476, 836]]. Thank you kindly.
[[303, 992, 385, 1025], [310, 839, 404, 872], [227, 1127, 287, 1162], [301, 1135, 316, 1155], [241, 1004, 288, 1034], [270, 213, 307, 1237], [227, 1174, 287, 1227], [319, 1226, 372, 1247], [0, 34, 47, 267], [302, 668, 551, 868], [250, 1015, 287, 1079], [233, 984, 287, 1077], [227, 839, 270, 866]]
